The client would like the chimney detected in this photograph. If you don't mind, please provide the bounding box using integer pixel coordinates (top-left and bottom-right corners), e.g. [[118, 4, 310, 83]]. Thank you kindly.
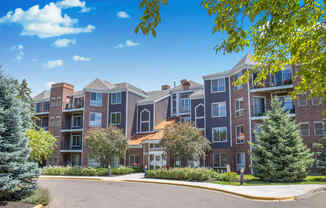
[[161, 84, 170, 91], [181, 79, 191, 91]]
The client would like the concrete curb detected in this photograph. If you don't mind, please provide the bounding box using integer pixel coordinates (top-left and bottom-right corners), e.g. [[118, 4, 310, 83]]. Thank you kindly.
[[122, 179, 296, 201], [33, 205, 44, 208], [40, 176, 102, 181]]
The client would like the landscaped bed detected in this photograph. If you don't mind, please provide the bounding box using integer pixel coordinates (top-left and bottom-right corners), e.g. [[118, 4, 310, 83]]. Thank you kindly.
[[145, 168, 326, 185], [41, 166, 140, 176]]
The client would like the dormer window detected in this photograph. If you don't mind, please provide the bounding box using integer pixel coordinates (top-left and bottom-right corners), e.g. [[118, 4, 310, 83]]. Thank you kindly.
[[140, 109, 150, 132]]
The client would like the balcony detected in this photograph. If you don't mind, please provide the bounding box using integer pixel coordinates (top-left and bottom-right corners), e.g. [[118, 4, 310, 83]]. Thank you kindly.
[[251, 99, 295, 120], [61, 123, 83, 132], [60, 143, 83, 153], [63, 101, 84, 112]]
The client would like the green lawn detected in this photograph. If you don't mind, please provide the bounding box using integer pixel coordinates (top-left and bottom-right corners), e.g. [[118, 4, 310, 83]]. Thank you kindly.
[[212, 175, 326, 186]]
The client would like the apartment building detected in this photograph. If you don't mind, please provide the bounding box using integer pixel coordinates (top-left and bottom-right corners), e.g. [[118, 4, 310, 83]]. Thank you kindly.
[[33, 54, 324, 172]]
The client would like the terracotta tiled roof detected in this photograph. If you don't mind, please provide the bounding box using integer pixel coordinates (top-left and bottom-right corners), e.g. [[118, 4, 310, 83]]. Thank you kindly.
[[128, 119, 176, 145]]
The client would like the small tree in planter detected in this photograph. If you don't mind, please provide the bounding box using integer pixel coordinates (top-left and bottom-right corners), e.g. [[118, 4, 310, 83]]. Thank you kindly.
[[0, 72, 40, 200], [161, 122, 211, 168], [252, 97, 314, 182], [85, 126, 128, 175]]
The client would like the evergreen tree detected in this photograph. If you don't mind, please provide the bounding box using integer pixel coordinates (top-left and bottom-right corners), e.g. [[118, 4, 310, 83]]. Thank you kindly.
[[313, 134, 326, 174], [18, 79, 32, 105], [252, 97, 314, 182], [0, 72, 40, 200]]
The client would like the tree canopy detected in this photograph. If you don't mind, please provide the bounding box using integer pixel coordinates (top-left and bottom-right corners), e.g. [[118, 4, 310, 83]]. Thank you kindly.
[[85, 127, 128, 167], [161, 122, 211, 167], [26, 128, 57, 165], [136, 0, 326, 100]]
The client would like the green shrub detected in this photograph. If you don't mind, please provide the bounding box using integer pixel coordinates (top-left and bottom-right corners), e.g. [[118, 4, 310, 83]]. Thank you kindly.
[[81, 168, 97, 176], [146, 168, 218, 181], [216, 172, 238, 182], [42, 166, 66, 175], [42, 166, 137, 176], [96, 168, 108, 176], [23, 187, 50, 205], [111, 166, 136, 175]]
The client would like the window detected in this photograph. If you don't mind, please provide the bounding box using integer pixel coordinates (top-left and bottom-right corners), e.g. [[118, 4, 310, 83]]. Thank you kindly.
[[71, 135, 82, 147], [34, 103, 41, 112], [300, 123, 310, 136], [211, 78, 225, 93], [212, 127, 227, 142], [213, 152, 227, 169], [110, 112, 121, 126], [55, 116, 61, 127], [90, 92, 102, 106], [278, 95, 295, 113], [235, 98, 243, 117], [312, 97, 321, 105], [57, 96, 62, 106], [51, 97, 56, 107], [253, 124, 261, 143], [129, 155, 139, 167], [314, 122, 324, 136], [180, 98, 190, 113], [273, 68, 292, 86], [89, 112, 102, 127], [72, 115, 83, 129], [41, 117, 48, 130], [234, 72, 242, 90], [298, 94, 307, 106], [111, 92, 121, 104], [140, 110, 150, 132], [253, 97, 266, 117], [43, 102, 49, 112], [236, 125, 245, 144], [236, 152, 246, 171], [211, 102, 226, 117]]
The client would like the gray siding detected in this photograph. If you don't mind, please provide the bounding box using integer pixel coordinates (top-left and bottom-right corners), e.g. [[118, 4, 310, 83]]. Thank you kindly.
[[204, 78, 231, 148], [137, 104, 154, 133], [127, 92, 144, 138], [108, 92, 126, 135], [154, 97, 169, 127], [191, 98, 205, 129]]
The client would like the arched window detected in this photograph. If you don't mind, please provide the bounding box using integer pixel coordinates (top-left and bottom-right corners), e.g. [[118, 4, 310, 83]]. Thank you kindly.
[[140, 109, 150, 132]]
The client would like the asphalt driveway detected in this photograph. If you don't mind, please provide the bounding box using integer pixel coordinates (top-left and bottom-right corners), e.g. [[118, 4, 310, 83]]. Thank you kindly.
[[39, 179, 325, 208]]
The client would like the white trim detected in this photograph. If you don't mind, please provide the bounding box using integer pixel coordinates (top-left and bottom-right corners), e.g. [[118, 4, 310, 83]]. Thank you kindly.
[[153, 102, 156, 128], [194, 103, 205, 128], [250, 84, 294, 93], [153, 94, 170, 103], [235, 97, 244, 117], [210, 78, 226, 94], [89, 112, 102, 128], [35, 112, 49, 116], [125, 89, 128, 137], [247, 81, 253, 174], [176, 93, 180, 115], [61, 128, 83, 133], [180, 97, 191, 113], [228, 76, 232, 147], [211, 127, 228, 143], [140, 109, 151, 133], [136, 104, 139, 133], [203, 82, 207, 137], [211, 102, 227, 118]]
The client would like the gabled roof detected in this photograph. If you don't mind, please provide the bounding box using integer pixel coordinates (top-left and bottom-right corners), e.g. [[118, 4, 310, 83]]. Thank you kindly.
[[114, 82, 147, 97], [33, 90, 50, 102], [128, 119, 176, 145], [84, 78, 115, 91], [203, 54, 255, 80], [137, 90, 169, 105], [170, 80, 203, 91], [190, 88, 204, 100]]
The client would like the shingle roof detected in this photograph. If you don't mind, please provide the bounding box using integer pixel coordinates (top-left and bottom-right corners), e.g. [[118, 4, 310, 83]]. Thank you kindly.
[[114, 82, 147, 97], [170, 80, 203, 91], [73, 90, 84, 97], [137, 90, 169, 105], [84, 78, 114, 91], [190, 88, 204, 99], [33, 90, 50, 101]]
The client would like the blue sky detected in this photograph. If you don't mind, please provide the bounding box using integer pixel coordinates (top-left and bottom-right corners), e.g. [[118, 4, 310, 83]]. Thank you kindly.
[[0, 0, 250, 96]]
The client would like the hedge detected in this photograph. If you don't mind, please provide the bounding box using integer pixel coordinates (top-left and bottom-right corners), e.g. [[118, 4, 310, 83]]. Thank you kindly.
[[145, 168, 219, 181], [42, 166, 138, 176]]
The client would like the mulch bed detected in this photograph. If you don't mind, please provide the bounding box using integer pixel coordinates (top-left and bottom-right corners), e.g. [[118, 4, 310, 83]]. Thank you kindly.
[[0, 201, 35, 208]]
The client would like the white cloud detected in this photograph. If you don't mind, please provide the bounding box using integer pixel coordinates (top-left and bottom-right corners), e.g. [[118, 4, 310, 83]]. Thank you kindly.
[[117, 11, 130, 19], [0, 3, 95, 38], [73, 55, 91, 62], [45, 81, 56, 89], [10, 44, 24, 62], [56, 0, 91, 13], [53, 38, 76, 48], [45, 59, 63, 69], [115, 40, 140, 49]]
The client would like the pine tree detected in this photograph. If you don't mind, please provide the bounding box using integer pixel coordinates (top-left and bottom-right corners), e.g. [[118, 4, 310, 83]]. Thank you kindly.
[[252, 97, 314, 182], [18, 79, 32, 105], [0, 72, 40, 200], [313, 134, 326, 174]]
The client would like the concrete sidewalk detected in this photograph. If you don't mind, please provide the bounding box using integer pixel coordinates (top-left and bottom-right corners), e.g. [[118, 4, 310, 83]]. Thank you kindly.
[[40, 173, 326, 201]]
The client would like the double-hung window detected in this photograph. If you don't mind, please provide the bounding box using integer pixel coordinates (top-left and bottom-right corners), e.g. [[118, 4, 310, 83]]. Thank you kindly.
[[213, 152, 227, 169], [211, 102, 226, 117], [110, 112, 121, 126], [72, 115, 83, 129], [211, 78, 225, 93], [253, 97, 266, 117], [140, 110, 150, 132], [212, 127, 227, 142], [235, 98, 243, 117], [89, 112, 102, 128], [300, 123, 310, 136], [90, 92, 102, 106], [314, 121, 324, 136], [71, 135, 82, 148], [236, 125, 245, 144], [111, 92, 121, 105], [180, 98, 190, 113]]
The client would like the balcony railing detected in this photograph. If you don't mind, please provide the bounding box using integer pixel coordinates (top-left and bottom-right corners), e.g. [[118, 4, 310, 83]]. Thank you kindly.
[[61, 143, 82, 152], [65, 102, 84, 110]]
